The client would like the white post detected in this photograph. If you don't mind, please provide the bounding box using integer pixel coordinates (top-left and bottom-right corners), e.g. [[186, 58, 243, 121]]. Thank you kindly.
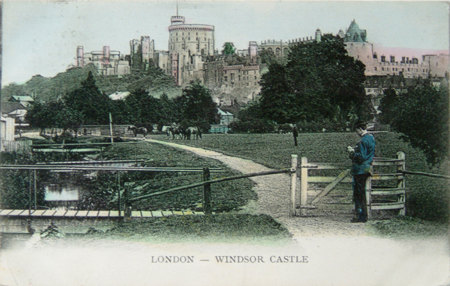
[[365, 165, 372, 220], [397, 151, 406, 215], [109, 112, 114, 144], [290, 154, 298, 216], [300, 157, 308, 216]]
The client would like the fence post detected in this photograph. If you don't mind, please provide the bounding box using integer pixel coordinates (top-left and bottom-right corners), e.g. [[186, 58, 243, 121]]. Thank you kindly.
[[109, 112, 114, 144], [33, 170, 37, 210], [290, 154, 298, 216], [203, 167, 212, 215], [397, 151, 406, 216], [365, 166, 372, 220], [300, 157, 308, 216], [124, 184, 131, 220], [117, 172, 121, 218]]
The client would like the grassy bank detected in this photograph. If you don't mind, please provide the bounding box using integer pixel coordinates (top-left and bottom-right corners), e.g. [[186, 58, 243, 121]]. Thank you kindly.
[[84, 214, 292, 244]]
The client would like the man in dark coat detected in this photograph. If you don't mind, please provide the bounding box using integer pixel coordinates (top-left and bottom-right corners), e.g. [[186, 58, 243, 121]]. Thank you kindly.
[[347, 122, 376, 223]]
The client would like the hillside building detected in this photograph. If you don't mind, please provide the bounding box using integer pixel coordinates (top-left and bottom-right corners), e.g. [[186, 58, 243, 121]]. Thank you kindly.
[[76, 45, 130, 76]]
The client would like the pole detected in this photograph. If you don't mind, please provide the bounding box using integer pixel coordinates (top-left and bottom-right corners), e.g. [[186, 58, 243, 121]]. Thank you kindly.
[[300, 157, 308, 216], [28, 170, 32, 215], [397, 152, 406, 216], [117, 172, 121, 218], [203, 167, 212, 215], [365, 166, 372, 220], [33, 169, 37, 210], [124, 184, 131, 219], [109, 112, 114, 144], [290, 154, 298, 216]]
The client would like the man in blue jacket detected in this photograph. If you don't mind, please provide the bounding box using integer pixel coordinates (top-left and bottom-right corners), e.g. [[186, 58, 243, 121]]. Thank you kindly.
[[347, 122, 376, 223]]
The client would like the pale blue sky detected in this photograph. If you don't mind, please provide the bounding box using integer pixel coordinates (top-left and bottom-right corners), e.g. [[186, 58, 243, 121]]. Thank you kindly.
[[2, 0, 449, 85]]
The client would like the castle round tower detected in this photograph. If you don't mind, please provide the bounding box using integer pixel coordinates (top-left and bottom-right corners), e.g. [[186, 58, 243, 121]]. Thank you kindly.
[[168, 13, 215, 85]]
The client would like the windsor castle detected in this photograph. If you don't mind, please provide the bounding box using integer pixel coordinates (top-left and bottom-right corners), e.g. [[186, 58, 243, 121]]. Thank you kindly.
[[75, 13, 449, 105]]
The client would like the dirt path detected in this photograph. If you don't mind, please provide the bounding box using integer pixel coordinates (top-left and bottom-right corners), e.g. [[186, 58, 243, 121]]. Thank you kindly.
[[145, 138, 369, 239]]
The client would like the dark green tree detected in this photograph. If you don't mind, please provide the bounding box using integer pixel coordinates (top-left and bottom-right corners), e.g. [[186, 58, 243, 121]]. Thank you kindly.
[[64, 71, 112, 124], [258, 49, 277, 65], [124, 89, 163, 127], [26, 101, 53, 134], [55, 105, 83, 135], [222, 42, 236, 56], [175, 81, 217, 130], [379, 79, 449, 166], [258, 63, 299, 123], [258, 34, 370, 127], [158, 93, 177, 126]]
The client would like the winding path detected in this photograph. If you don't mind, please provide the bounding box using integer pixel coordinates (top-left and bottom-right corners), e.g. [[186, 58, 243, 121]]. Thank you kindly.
[[145, 138, 369, 239]]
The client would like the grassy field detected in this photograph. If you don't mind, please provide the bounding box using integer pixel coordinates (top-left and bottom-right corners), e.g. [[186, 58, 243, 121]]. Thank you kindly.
[[150, 132, 448, 223]]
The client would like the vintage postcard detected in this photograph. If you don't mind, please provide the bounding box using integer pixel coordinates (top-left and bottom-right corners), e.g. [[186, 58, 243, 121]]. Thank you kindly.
[[0, 1, 448, 285]]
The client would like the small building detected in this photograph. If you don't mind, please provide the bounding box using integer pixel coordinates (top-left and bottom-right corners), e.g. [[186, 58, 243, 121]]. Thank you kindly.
[[217, 108, 234, 126], [1, 102, 27, 122], [1, 115, 16, 152], [11, 95, 34, 107]]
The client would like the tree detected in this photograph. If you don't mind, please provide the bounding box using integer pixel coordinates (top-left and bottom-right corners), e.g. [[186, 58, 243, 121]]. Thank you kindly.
[[64, 71, 112, 124], [124, 89, 163, 127], [55, 105, 83, 135], [26, 101, 53, 134], [258, 49, 277, 65], [258, 63, 299, 123], [175, 81, 217, 130], [222, 42, 236, 56], [158, 93, 177, 126], [258, 34, 371, 127], [379, 80, 449, 166]]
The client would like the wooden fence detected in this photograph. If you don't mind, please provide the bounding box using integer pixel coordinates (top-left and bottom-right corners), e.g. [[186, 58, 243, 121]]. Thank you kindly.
[[295, 152, 406, 218]]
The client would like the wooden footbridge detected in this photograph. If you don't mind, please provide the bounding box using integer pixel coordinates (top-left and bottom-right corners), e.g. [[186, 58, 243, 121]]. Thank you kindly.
[[0, 209, 204, 219]]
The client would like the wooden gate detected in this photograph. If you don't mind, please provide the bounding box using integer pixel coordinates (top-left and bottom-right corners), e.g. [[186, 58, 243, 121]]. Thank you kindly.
[[295, 152, 406, 218]]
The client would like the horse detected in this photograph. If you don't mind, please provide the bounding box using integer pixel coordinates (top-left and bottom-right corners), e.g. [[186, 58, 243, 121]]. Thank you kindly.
[[168, 126, 183, 140], [128, 125, 148, 138], [187, 127, 202, 140]]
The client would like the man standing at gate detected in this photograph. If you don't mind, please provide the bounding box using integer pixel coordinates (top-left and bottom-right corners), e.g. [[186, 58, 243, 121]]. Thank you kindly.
[[347, 122, 375, 223]]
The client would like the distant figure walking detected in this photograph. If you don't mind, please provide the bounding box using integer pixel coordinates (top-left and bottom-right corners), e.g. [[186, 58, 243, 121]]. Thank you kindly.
[[292, 125, 299, 146], [347, 122, 376, 223]]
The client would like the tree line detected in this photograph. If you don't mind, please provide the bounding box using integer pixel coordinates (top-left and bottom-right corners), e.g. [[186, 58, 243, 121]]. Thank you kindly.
[[26, 72, 218, 136], [378, 78, 449, 166]]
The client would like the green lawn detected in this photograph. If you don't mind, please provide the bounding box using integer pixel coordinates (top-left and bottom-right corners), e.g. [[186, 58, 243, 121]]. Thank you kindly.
[[150, 132, 448, 223]]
